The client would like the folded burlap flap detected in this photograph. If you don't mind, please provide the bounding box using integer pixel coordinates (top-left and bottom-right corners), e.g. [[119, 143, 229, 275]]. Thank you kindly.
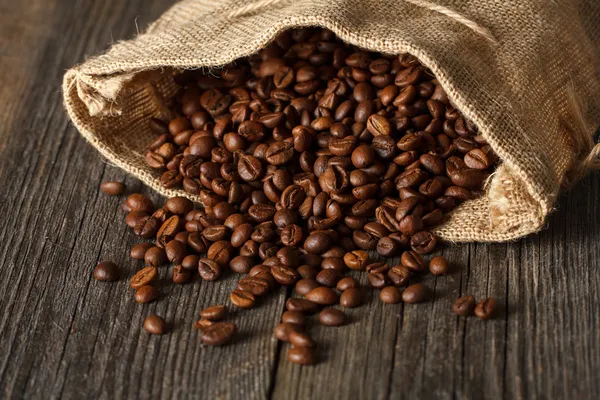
[[62, 0, 600, 242]]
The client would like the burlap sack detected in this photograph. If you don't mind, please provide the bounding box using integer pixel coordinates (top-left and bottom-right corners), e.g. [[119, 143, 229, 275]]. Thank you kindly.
[[62, 0, 600, 242]]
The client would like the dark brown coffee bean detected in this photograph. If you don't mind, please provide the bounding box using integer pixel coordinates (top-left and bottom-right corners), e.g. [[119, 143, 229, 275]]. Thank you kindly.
[[130, 243, 154, 260], [143, 315, 167, 334], [400, 251, 427, 272], [340, 288, 362, 308], [271, 264, 300, 286], [164, 240, 187, 264], [135, 285, 159, 304], [134, 216, 160, 238], [200, 305, 227, 321], [125, 211, 147, 228], [336, 277, 359, 291], [280, 184, 306, 209], [274, 209, 298, 228], [305, 287, 339, 305], [207, 240, 233, 266], [230, 255, 255, 274], [286, 298, 319, 313], [352, 230, 378, 250], [201, 322, 237, 345], [475, 297, 497, 320], [295, 279, 321, 296], [282, 310, 306, 325], [388, 265, 412, 287], [410, 231, 437, 254], [303, 232, 332, 254], [230, 289, 256, 309], [237, 276, 270, 296], [274, 322, 302, 342], [100, 181, 126, 196], [287, 347, 316, 365], [238, 154, 264, 182], [280, 224, 303, 246], [277, 246, 303, 268], [376, 236, 399, 257], [453, 295, 476, 316], [429, 256, 450, 275], [379, 286, 401, 304], [402, 283, 432, 303], [93, 261, 119, 282], [318, 308, 346, 326], [316, 269, 341, 287], [289, 330, 316, 348], [130, 266, 158, 289], [266, 141, 294, 165], [343, 250, 369, 270], [144, 246, 168, 266], [198, 258, 222, 281]]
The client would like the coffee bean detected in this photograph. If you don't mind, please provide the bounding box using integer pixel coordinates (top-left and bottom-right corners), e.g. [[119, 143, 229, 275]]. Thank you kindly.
[[379, 286, 401, 304], [274, 322, 302, 342], [306, 287, 339, 305], [198, 258, 222, 281], [429, 256, 450, 275], [230, 289, 256, 309], [288, 347, 317, 365], [286, 298, 319, 313], [319, 308, 346, 326], [402, 283, 432, 303], [193, 319, 214, 331], [474, 297, 497, 319], [343, 250, 369, 270], [295, 279, 321, 296], [410, 231, 437, 254], [165, 240, 187, 264], [388, 265, 412, 286], [336, 276, 359, 291], [200, 305, 227, 321], [282, 310, 306, 325], [93, 261, 119, 282], [135, 285, 159, 303], [143, 315, 167, 334], [145, 246, 168, 266], [238, 154, 264, 182], [101, 181, 126, 196], [130, 266, 158, 289], [453, 295, 476, 316], [340, 288, 362, 308], [377, 236, 400, 257], [207, 240, 233, 266], [130, 243, 154, 260], [289, 330, 316, 348], [400, 251, 427, 272], [316, 269, 340, 287], [277, 246, 302, 268], [201, 322, 237, 345], [303, 232, 332, 254], [126, 194, 154, 214], [271, 264, 300, 286], [237, 276, 270, 296]]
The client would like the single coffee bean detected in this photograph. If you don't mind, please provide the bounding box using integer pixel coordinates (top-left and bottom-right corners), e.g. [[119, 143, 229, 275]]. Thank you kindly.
[[336, 276, 359, 291], [165, 240, 187, 264], [100, 181, 126, 196], [288, 347, 317, 365], [207, 240, 233, 266], [126, 194, 154, 214], [343, 250, 369, 270], [319, 308, 346, 326], [135, 285, 159, 304], [286, 298, 319, 313], [429, 256, 450, 275], [130, 266, 158, 289], [303, 232, 332, 254], [400, 250, 427, 272], [388, 265, 412, 286], [143, 315, 167, 334], [402, 283, 432, 303], [130, 243, 154, 260], [145, 246, 168, 266], [201, 322, 237, 345], [200, 305, 227, 321], [316, 269, 341, 287], [271, 264, 300, 286], [237, 276, 270, 296], [340, 288, 362, 308], [230, 289, 256, 309], [295, 279, 321, 296], [474, 297, 497, 320], [377, 236, 400, 257], [198, 258, 222, 281], [93, 261, 119, 282], [193, 319, 214, 331], [126, 211, 147, 228], [289, 330, 316, 348], [453, 295, 476, 316], [410, 231, 437, 254], [172, 265, 191, 284], [306, 287, 339, 305], [282, 310, 306, 325], [379, 286, 402, 304], [165, 197, 194, 215], [230, 255, 255, 274]]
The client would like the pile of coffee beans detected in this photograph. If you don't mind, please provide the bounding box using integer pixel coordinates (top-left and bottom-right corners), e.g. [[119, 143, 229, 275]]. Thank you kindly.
[[94, 27, 500, 364]]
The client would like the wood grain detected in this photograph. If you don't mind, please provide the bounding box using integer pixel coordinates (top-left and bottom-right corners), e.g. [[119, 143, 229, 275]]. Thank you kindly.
[[0, 1, 599, 399]]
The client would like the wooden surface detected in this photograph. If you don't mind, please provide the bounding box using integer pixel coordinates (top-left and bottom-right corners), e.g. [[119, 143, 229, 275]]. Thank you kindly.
[[1, 1, 599, 399]]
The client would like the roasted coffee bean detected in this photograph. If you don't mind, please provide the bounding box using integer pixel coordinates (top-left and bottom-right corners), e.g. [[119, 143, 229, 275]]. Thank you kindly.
[[238, 154, 264, 182], [321, 257, 345, 271], [274, 209, 298, 228], [316, 269, 341, 287], [402, 283, 432, 303], [130, 266, 158, 289], [198, 258, 222, 281], [410, 231, 437, 254], [230, 255, 255, 274], [288, 347, 316, 365], [271, 264, 300, 286], [126, 211, 147, 228], [377, 236, 400, 257], [231, 224, 253, 247], [277, 246, 303, 267], [336, 276, 359, 291], [303, 232, 332, 254], [297, 265, 318, 280], [429, 256, 450, 275], [367, 272, 388, 289], [352, 230, 378, 250], [379, 286, 402, 304], [130, 243, 154, 260], [281, 224, 304, 246], [237, 276, 270, 296], [400, 250, 427, 272], [101, 181, 126, 196], [126, 194, 154, 214], [172, 265, 191, 284], [165, 197, 193, 215], [201, 322, 237, 345], [165, 240, 187, 264], [475, 297, 497, 319], [286, 298, 319, 313], [295, 279, 321, 296], [282, 310, 306, 325], [388, 265, 412, 286], [145, 246, 168, 266], [135, 285, 159, 304], [305, 287, 339, 305], [134, 216, 159, 238], [200, 305, 227, 321], [453, 296, 476, 316], [319, 308, 346, 326], [289, 330, 316, 348], [93, 261, 119, 282], [143, 315, 167, 334], [340, 288, 362, 308], [207, 240, 233, 266], [230, 289, 256, 309], [343, 250, 369, 270], [193, 319, 214, 331]]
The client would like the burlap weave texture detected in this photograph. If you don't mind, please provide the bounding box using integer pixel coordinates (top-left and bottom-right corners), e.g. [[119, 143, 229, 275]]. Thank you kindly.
[[62, 0, 600, 242]]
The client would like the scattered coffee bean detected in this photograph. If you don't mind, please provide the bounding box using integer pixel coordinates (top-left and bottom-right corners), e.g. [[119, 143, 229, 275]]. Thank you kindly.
[[93, 261, 119, 282], [295, 279, 321, 296], [274, 322, 302, 342], [286, 298, 319, 313], [143, 315, 167, 334], [200, 305, 227, 321], [319, 308, 346, 326], [282, 310, 306, 326], [230, 289, 256, 309], [193, 319, 214, 331], [336, 276, 359, 291], [100, 181, 126, 196], [130, 266, 158, 289], [287, 346, 317, 365], [135, 285, 159, 304], [429, 256, 450, 276], [340, 288, 362, 308], [201, 322, 237, 345], [305, 287, 339, 305], [289, 330, 316, 348], [379, 286, 402, 304], [402, 283, 432, 303], [474, 297, 497, 320], [453, 295, 476, 316]]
